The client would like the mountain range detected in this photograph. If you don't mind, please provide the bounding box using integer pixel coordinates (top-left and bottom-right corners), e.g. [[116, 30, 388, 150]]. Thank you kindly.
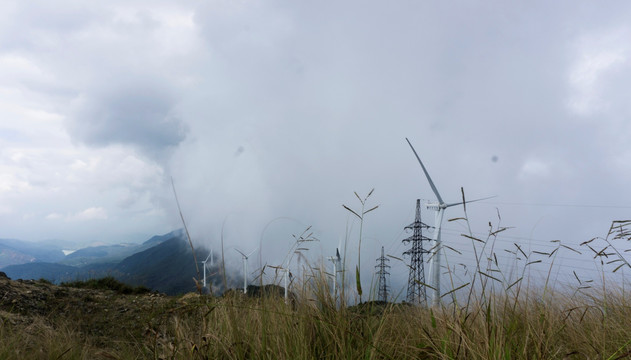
[[0, 231, 234, 295], [0, 238, 65, 268]]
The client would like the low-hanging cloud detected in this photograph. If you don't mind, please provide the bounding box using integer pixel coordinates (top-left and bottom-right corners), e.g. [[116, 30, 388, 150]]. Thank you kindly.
[[68, 79, 187, 159]]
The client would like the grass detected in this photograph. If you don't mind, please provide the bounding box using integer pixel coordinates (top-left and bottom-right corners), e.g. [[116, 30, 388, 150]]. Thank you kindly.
[[2, 198, 631, 358], [140, 213, 631, 359], [3, 269, 631, 358]]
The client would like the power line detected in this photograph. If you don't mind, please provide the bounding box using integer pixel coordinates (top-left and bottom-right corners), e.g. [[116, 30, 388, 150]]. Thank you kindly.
[[438, 226, 589, 247], [481, 201, 631, 209], [443, 247, 609, 274]]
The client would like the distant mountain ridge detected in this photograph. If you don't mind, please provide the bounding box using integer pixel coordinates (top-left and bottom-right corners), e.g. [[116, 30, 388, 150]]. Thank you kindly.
[[0, 238, 65, 268], [0, 230, 232, 295], [60, 230, 185, 267], [114, 236, 203, 294]]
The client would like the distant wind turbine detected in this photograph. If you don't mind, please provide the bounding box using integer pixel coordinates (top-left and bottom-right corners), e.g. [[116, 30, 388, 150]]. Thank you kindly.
[[201, 248, 213, 290], [268, 265, 291, 302], [235, 248, 257, 294], [327, 246, 342, 298], [406, 138, 494, 307], [282, 267, 289, 303]]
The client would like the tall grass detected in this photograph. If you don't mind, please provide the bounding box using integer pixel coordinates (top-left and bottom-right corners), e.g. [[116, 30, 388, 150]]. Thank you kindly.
[[142, 210, 631, 359], [137, 264, 631, 359], [5, 282, 631, 359], [343, 189, 378, 304], [3, 195, 631, 358]]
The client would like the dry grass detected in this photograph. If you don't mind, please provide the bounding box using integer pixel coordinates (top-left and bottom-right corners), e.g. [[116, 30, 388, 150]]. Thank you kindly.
[[3, 214, 631, 358], [3, 276, 631, 359], [149, 281, 631, 359]]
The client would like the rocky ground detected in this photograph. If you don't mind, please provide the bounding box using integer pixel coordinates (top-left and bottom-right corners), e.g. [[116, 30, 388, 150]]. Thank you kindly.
[[0, 271, 194, 350]]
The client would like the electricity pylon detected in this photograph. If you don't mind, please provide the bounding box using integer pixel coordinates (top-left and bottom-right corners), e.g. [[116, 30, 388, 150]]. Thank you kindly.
[[375, 246, 390, 302], [403, 199, 431, 305]]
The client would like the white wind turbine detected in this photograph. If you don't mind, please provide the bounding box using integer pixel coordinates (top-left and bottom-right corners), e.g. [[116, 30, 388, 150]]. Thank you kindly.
[[201, 248, 213, 290], [235, 248, 257, 294], [282, 267, 289, 303], [268, 265, 291, 302], [327, 246, 342, 298], [406, 138, 493, 307]]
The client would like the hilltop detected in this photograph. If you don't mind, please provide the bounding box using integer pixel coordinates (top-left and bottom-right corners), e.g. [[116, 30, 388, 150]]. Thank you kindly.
[[3, 269, 631, 359], [0, 272, 173, 349], [0, 271, 296, 358]]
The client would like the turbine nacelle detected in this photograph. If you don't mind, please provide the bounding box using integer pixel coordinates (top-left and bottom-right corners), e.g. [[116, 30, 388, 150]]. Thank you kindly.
[[426, 203, 442, 211]]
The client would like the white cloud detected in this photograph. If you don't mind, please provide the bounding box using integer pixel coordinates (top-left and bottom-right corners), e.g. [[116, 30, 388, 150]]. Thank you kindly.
[[518, 159, 551, 180], [568, 27, 630, 116], [45, 212, 63, 220], [71, 207, 108, 221], [0, 171, 31, 193], [0, 205, 12, 215], [44, 208, 109, 222]]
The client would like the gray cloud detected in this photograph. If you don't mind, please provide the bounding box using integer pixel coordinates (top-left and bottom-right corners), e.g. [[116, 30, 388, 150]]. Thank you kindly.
[[163, 1, 631, 294], [0, 1, 197, 160], [68, 79, 187, 158]]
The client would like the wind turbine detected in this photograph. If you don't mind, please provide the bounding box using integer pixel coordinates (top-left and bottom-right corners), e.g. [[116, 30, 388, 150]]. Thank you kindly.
[[327, 248, 342, 298], [282, 267, 289, 303], [406, 138, 493, 307], [268, 265, 291, 302], [201, 248, 213, 291], [235, 248, 257, 294]]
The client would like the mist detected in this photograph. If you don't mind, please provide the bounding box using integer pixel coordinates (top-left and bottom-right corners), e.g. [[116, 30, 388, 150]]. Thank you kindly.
[[1, 1, 631, 297]]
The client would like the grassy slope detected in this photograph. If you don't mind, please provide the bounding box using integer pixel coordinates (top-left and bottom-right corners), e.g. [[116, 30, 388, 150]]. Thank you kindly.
[[3, 217, 631, 359], [2, 272, 631, 359]]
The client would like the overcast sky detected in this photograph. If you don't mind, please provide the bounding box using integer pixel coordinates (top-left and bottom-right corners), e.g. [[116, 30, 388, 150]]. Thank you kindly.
[[2, 1, 631, 295]]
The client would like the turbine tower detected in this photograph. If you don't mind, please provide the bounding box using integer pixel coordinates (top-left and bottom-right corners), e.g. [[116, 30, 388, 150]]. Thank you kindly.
[[406, 138, 493, 307], [235, 248, 257, 294], [375, 246, 390, 302], [402, 199, 431, 305]]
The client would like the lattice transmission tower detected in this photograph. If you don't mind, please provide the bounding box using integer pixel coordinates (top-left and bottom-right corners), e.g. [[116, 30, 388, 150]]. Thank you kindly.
[[375, 246, 390, 302], [402, 199, 432, 305]]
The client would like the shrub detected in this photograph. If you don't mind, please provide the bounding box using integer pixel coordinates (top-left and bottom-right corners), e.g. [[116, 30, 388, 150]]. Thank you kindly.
[[61, 276, 151, 295]]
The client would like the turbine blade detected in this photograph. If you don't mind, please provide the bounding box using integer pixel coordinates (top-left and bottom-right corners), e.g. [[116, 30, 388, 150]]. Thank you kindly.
[[235, 249, 246, 257], [406, 138, 444, 204], [246, 248, 258, 258], [336, 248, 341, 261], [444, 195, 496, 208], [205, 250, 212, 262]]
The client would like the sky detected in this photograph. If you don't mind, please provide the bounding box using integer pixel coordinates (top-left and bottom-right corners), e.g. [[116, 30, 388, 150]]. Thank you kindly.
[[1, 1, 631, 296]]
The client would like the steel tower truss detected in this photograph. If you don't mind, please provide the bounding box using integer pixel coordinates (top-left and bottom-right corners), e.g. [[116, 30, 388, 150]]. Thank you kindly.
[[402, 199, 432, 305], [375, 246, 391, 302]]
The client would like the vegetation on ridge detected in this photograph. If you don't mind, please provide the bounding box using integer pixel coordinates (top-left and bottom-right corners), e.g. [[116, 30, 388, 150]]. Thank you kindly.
[[2, 199, 631, 358], [61, 276, 151, 295], [3, 268, 631, 359]]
